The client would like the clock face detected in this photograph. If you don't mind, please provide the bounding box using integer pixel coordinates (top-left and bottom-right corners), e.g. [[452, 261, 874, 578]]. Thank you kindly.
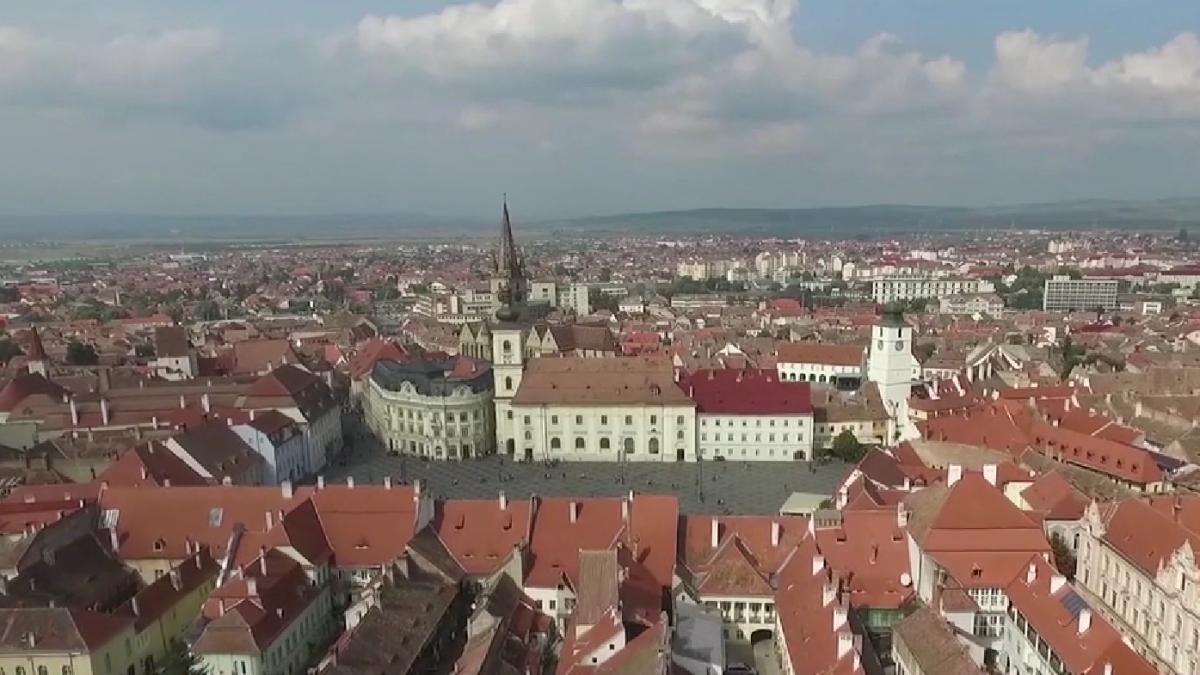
[[895, 341, 904, 351]]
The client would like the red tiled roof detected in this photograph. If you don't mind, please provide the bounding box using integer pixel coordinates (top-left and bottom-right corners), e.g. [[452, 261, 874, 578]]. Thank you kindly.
[[679, 369, 812, 415]]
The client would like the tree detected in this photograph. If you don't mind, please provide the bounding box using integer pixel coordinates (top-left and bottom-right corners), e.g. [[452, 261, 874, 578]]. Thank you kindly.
[[1054, 336, 1087, 380], [829, 430, 867, 463], [153, 639, 207, 675], [1049, 532, 1077, 580], [0, 339, 22, 364], [66, 340, 99, 366]]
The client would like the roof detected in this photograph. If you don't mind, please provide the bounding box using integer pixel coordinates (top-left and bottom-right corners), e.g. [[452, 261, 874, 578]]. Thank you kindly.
[[512, 357, 693, 406], [154, 326, 190, 358], [99, 442, 209, 488], [434, 496, 531, 576], [776, 343, 865, 367], [0, 607, 130, 653], [680, 369, 813, 415], [0, 373, 67, 413], [1021, 472, 1089, 521], [891, 604, 985, 675], [1099, 496, 1200, 577], [371, 356, 492, 396], [169, 423, 264, 484]]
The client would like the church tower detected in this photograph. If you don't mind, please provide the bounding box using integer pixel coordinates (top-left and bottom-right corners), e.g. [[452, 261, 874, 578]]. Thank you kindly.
[[866, 308, 915, 441], [26, 327, 48, 377], [491, 197, 527, 457]]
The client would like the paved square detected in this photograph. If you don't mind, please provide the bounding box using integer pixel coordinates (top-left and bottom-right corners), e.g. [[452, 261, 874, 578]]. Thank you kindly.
[[322, 446, 846, 515]]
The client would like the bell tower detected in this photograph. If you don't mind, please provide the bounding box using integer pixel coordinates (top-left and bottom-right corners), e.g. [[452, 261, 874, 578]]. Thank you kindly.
[[491, 197, 528, 457]]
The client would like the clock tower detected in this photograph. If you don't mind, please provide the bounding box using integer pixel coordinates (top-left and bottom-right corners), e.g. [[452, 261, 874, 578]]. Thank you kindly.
[[866, 308, 916, 440]]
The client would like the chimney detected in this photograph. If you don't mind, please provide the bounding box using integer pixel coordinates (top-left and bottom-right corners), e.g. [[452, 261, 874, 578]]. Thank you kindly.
[[897, 504, 909, 528], [179, 395, 186, 409], [317, 475, 325, 489], [569, 501, 579, 524], [25, 632, 36, 648], [822, 580, 837, 606], [217, 599, 226, 616], [108, 527, 120, 552], [835, 631, 853, 658], [249, 409, 256, 421], [140, 465, 148, 480], [163, 478, 171, 488], [265, 511, 274, 530], [246, 578, 257, 596], [621, 495, 630, 523], [383, 475, 392, 490], [259, 547, 268, 576], [1026, 561, 1037, 585], [169, 568, 181, 590], [69, 398, 79, 426], [983, 464, 998, 486], [281, 481, 293, 499], [130, 595, 140, 616], [1103, 663, 1112, 675], [151, 415, 158, 428], [201, 394, 211, 414], [499, 491, 508, 511], [1050, 574, 1067, 594], [1079, 608, 1093, 634], [812, 554, 826, 576], [833, 607, 848, 632], [710, 519, 720, 548], [346, 476, 355, 489], [947, 464, 963, 486], [771, 521, 781, 547]]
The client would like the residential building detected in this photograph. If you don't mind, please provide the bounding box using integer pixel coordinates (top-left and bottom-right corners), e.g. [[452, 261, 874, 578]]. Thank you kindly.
[[151, 326, 196, 381], [938, 293, 1005, 316], [362, 355, 494, 460], [776, 343, 865, 386], [681, 369, 814, 461], [871, 277, 995, 304], [1043, 276, 1119, 312], [239, 365, 342, 475], [231, 411, 309, 485]]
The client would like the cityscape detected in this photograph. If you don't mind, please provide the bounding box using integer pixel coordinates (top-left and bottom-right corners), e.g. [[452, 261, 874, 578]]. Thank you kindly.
[[2, 2, 1200, 675]]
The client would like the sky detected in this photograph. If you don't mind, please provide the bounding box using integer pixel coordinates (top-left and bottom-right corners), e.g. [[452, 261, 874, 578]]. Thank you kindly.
[[0, 0, 1198, 220]]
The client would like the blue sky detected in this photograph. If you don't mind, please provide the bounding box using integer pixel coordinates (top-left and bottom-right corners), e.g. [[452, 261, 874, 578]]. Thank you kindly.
[[0, 0, 1197, 219]]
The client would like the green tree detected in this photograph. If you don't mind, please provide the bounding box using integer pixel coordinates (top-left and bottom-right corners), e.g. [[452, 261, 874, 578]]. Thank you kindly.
[[1054, 336, 1087, 380], [1049, 532, 1077, 581], [196, 300, 222, 321], [0, 339, 22, 364], [830, 430, 867, 463], [66, 340, 99, 366], [153, 639, 207, 675]]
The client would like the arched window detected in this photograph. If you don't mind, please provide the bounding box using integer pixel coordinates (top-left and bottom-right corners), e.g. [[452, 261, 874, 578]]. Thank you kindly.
[[524, 430, 532, 440], [575, 437, 586, 450], [17, 667, 25, 675], [37, 667, 46, 675], [502, 340, 512, 353], [649, 438, 660, 454], [623, 438, 635, 453], [505, 376, 513, 390], [551, 437, 561, 450], [62, 667, 73, 675], [677, 430, 685, 440], [600, 438, 610, 450]]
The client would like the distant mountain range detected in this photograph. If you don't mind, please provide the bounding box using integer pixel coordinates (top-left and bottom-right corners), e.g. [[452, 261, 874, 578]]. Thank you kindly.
[[543, 198, 1200, 235], [2, 198, 1199, 242]]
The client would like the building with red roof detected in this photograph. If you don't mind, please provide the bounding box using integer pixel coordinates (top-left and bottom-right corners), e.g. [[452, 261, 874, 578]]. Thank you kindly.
[[1077, 495, 1200, 674], [680, 368, 815, 461], [775, 343, 866, 387]]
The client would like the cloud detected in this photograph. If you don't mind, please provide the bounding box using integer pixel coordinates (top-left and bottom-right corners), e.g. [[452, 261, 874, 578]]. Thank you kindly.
[[989, 29, 1200, 117], [92, 28, 221, 85]]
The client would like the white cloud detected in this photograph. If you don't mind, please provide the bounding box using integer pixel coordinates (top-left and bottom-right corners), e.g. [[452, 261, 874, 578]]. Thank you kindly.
[[0, 26, 44, 82], [989, 29, 1200, 116], [93, 28, 221, 85]]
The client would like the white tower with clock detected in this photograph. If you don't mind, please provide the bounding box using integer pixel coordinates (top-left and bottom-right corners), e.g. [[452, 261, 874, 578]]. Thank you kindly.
[[867, 309, 917, 441]]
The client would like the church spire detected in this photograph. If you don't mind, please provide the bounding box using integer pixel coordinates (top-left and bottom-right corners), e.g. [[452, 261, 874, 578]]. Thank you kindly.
[[495, 195, 526, 322]]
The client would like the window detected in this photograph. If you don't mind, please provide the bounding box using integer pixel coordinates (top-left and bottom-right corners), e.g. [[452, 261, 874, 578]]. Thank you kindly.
[[677, 416, 684, 425], [624, 415, 633, 425], [575, 415, 583, 424], [505, 376, 513, 390], [551, 438, 561, 450], [600, 438, 610, 450], [650, 415, 657, 425], [649, 438, 660, 454], [575, 437, 586, 449], [551, 415, 559, 425], [37, 668, 46, 675]]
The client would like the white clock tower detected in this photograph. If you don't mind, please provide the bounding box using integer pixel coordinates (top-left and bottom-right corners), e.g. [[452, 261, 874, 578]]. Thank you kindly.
[[867, 308, 916, 441]]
